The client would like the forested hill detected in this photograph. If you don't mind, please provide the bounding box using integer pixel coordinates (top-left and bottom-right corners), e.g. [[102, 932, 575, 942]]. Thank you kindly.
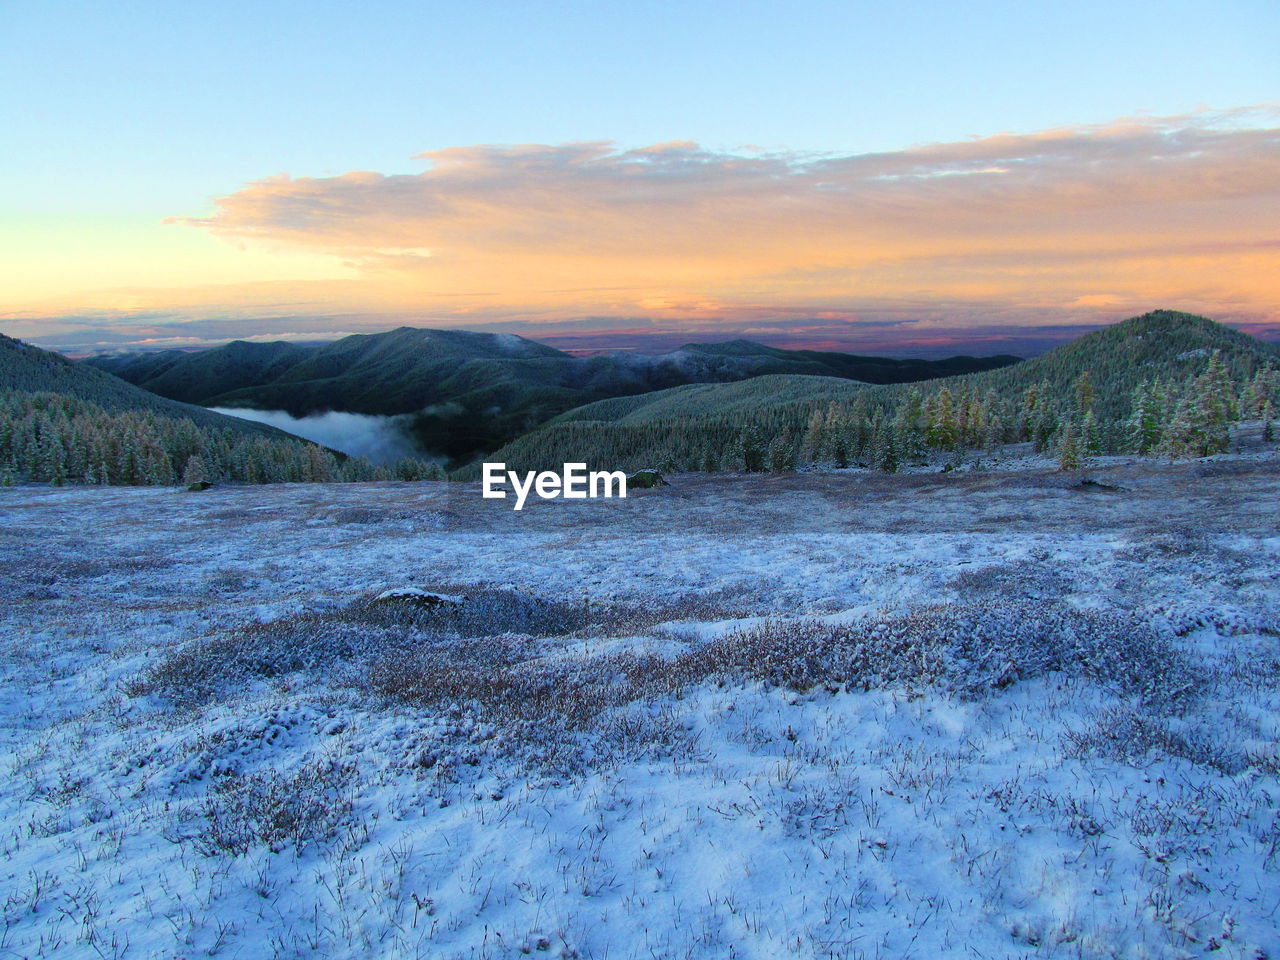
[[549, 375, 869, 426], [84, 326, 1019, 465], [0, 335, 443, 486], [931, 310, 1280, 420], [461, 311, 1280, 477], [1, 333, 292, 441]]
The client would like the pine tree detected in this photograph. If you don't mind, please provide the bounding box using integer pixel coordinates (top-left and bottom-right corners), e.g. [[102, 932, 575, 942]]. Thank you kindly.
[[1017, 384, 1041, 442], [1080, 409, 1101, 457], [982, 410, 1005, 451], [739, 426, 766, 473], [1074, 371, 1096, 418], [870, 419, 900, 473], [1058, 424, 1082, 470], [893, 389, 926, 463], [799, 408, 826, 465], [767, 431, 795, 473], [183, 454, 209, 490], [925, 387, 959, 450], [1200, 352, 1237, 426], [1128, 381, 1164, 454], [1032, 404, 1058, 453]]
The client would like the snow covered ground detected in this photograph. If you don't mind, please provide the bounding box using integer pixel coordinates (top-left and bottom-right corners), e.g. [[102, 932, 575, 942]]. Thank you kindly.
[[1, 451, 1279, 959]]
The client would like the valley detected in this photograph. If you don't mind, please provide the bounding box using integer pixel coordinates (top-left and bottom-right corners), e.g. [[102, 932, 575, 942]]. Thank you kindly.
[[84, 328, 1020, 466]]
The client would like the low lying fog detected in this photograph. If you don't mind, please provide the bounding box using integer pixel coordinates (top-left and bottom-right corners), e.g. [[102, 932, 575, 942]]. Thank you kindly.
[[209, 408, 420, 464]]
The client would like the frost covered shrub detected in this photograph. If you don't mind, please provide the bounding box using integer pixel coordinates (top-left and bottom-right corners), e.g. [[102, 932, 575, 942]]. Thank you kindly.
[[1064, 706, 1245, 773], [678, 602, 1199, 705], [131, 584, 714, 705], [368, 644, 652, 728], [133, 583, 754, 704], [949, 563, 1070, 600], [327, 506, 417, 524], [195, 757, 356, 856], [131, 586, 582, 702], [1152, 601, 1280, 638], [130, 617, 393, 702]]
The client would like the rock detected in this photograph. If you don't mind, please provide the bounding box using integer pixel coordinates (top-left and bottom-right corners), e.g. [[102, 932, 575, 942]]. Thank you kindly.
[[373, 587, 466, 609], [1071, 478, 1128, 493], [627, 469, 670, 489]]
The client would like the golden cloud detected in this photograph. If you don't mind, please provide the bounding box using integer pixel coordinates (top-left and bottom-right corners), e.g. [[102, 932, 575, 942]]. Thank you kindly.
[[164, 107, 1280, 325]]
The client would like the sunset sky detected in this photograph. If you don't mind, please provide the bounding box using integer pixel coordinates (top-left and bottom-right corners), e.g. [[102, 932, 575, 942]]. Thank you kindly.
[[2, 0, 1278, 354]]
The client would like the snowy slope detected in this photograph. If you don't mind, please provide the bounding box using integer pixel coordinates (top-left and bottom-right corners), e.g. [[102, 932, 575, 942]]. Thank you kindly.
[[1, 451, 1278, 959]]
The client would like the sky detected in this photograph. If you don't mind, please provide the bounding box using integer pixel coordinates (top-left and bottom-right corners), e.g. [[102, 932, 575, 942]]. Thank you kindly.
[[2, 0, 1278, 355]]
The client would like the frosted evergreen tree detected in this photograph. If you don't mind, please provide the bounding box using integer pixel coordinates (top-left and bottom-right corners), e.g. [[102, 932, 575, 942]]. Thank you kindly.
[[1080, 409, 1102, 457], [1073, 371, 1096, 418], [925, 387, 959, 450], [1128, 381, 1165, 454], [183, 454, 209, 490], [893, 389, 926, 463], [739, 425, 766, 473], [1057, 423, 1082, 470], [1032, 404, 1058, 453], [870, 419, 900, 473], [799, 408, 826, 465]]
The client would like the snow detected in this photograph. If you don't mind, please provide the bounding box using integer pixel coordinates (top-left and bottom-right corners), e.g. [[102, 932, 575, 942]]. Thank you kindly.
[[1, 451, 1279, 958], [374, 587, 467, 604]]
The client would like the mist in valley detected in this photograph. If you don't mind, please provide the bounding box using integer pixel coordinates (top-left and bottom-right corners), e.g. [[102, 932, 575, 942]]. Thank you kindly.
[[209, 407, 423, 464]]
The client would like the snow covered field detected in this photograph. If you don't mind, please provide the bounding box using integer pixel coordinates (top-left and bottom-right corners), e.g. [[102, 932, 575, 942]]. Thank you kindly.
[[2, 454, 1279, 959]]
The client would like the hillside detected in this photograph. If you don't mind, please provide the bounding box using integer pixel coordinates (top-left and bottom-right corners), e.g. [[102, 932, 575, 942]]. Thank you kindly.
[[0, 333, 296, 441], [5, 454, 1280, 958], [468, 311, 1280, 475], [550, 374, 868, 425], [933, 309, 1280, 419], [86, 328, 1019, 465]]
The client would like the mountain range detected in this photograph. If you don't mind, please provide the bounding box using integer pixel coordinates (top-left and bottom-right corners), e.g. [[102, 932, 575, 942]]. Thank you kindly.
[[85, 329, 1019, 464], [9, 311, 1272, 478]]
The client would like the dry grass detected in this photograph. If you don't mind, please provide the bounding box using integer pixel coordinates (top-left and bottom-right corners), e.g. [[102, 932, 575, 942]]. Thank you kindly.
[[190, 757, 358, 856]]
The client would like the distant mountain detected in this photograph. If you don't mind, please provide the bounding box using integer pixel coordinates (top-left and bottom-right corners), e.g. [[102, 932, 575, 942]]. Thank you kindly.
[[671, 340, 1019, 384], [466, 311, 1280, 475], [0, 333, 297, 442], [85, 327, 1019, 465]]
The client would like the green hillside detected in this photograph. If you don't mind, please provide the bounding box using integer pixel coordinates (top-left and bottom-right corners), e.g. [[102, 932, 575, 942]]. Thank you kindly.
[[550, 375, 868, 425], [0, 335, 445, 486], [1, 333, 294, 441], [925, 310, 1279, 420], [463, 311, 1280, 476]]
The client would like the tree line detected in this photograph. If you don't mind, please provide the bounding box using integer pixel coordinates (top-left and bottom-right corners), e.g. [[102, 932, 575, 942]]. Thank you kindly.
[[0, 392, 445, 487], [730, 354, 1276, 473], [480, 354, 1278, 476]]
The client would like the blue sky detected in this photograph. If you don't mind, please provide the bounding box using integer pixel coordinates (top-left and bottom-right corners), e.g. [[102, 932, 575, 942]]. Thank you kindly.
[[6, 0, 1275, 214], [2, 0, 1278, 350]]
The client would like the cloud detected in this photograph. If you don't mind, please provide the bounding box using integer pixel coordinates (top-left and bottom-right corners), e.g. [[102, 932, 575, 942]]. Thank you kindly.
[[4, 107, 1277, 353], [167, 107, 1280, 326], [209, 408, 421, 464]]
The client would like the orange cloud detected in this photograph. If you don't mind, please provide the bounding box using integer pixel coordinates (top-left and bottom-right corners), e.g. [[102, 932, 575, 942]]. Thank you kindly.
[[5, 107, 1278, 351], [167, 108, 1280, 326]]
